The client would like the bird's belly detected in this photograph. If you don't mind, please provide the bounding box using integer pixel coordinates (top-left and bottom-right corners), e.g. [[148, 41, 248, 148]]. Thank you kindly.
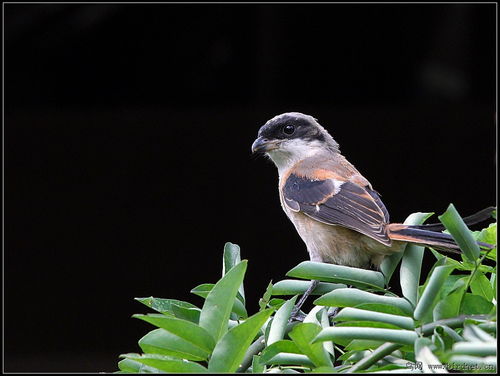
[[284, 208, 398, 269]]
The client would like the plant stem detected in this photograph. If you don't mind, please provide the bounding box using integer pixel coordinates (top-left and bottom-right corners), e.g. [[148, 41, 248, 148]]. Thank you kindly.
[[418, 314, 490, 336], [236, 335, 266, 373], [237, 321, 300, 373], [347, 342, 402, 373]]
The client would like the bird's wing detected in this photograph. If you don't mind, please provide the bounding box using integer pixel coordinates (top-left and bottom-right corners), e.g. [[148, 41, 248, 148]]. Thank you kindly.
[[283, 172, 392, 245]]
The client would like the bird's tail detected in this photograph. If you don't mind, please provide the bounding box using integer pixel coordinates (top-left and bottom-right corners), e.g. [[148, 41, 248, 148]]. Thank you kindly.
[[387, 207, 496, 254]]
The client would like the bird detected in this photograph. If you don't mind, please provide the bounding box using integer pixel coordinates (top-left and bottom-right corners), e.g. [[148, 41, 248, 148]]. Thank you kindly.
[[251, 112, 494, 271]]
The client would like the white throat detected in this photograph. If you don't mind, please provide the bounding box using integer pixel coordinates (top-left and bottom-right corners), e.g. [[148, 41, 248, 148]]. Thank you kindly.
[[266, 139, 324, 176]]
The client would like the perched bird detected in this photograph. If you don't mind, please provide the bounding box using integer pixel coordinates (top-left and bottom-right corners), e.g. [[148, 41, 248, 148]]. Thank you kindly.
[[252, 112, 493, 270]]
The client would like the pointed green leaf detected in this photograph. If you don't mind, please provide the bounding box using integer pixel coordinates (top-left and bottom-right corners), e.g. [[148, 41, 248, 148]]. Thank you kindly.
[[191, 283, 247, 318], [304, 306, 324, 325], [135, 297, 198, 315], [267, 296, 297, 345], [289, 323, 333, 368], [208, 308, 275, 373], [251, 355, 265, 373], [470, 274, 494, 302], [439, 204, 480, 261], [460, 294, 494, 315], [199, 260, 247, 341], [223, 242, 245, 303], [133, 314, 215, 352], [170, 304, 201, 324], [118, 358, 153, 373], [123, 353, 208, 373], [259, 281, 274, 311], [433, 278, 467, 321], [259, 340, 302, 364], [138, 328, 210, 361]]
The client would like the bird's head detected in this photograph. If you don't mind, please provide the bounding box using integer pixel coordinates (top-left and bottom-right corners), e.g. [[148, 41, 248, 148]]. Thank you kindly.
[[252, 112, 339, 171]]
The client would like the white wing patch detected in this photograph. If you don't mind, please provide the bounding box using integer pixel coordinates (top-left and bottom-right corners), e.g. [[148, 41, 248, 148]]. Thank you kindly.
[[331, 179, 345, 195]]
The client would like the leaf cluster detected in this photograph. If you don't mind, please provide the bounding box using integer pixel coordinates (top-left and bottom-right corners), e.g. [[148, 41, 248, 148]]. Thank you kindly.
[[117, 204, 497, 373]]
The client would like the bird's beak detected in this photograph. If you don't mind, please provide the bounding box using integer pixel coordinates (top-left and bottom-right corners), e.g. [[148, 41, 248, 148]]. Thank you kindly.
[[251, 137, 280, 154]]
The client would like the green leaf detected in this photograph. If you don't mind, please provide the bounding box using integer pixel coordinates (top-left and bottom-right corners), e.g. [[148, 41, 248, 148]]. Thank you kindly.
[[304, 306, 326, 326], [267, 296, 297, 345], [313, 327, 417, 346], [348, 342, 403, 373], [462, 325, 495, 343], [470, 273, 494, 302], [380, 252, 404, 287], [414, 337, 444, 373], [268, 298, 286, 309], [133, 314, 215, 353], [452, 341, 497, 356], [190, 283, 215, 298], [223, 242, 245, 303], [381, 212, 432, 287], [400, 242, 425, 307], [123, 353, 208, 373], [191, 283, 248, 319], [476, 222, 497, 245], [319, 309, 335, 358], [413, 265, 454, 321], [118, 358, 155, 373], [135, 297, 198, 315], [352, 303, 411, 317], [314, 288, 414, 316], [432, 277, 467, 321], [335, 321, 401, 330], [345, 339, 385, 351], [199, 260, 247, 341], [259, 340, 302, 364], [251, 355, 265, 374], [439, 204, 480, 261], [259, 281, 274, 311], [460, 294, 494, 315], [208, 308, 275, 373], [170, 303, 200, 324], [138, 328, 210, 361], [288, 323, 333, 368], [287, 261, 385, 290], [333, 307, 414, 330], [311, 365, 337, 373], [272, 279, 345, 296], [264, 353, 315, 368]]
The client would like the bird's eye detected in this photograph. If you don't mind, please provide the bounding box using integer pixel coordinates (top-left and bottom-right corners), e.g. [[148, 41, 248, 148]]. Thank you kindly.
[[283, 124, 295, 135]]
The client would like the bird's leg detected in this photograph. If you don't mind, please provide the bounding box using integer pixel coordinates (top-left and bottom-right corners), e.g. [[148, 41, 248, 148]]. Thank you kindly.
[[290, 279, 319, 321]]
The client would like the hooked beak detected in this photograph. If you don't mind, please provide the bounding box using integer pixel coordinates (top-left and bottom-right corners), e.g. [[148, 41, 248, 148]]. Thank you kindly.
[[251, 137, 281, 154]]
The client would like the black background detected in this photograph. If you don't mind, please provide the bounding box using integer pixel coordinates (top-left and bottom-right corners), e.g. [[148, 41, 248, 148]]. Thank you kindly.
[[4, 3, 496, 373]]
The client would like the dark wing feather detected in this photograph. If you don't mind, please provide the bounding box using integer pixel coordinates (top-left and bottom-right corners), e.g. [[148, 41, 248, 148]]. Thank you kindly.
[[283, 174, 391, 245]]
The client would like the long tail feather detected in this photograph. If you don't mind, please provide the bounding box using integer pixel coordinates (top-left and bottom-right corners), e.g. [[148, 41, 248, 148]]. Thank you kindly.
[[388, 224, 494, 255], [412, 206, 496, 232]]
